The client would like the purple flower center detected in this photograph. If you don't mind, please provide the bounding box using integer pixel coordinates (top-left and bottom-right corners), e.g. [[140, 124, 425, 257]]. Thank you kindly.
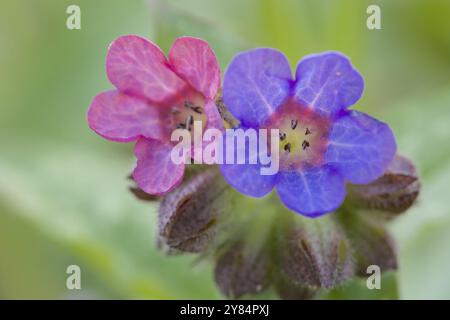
[[263, 98, 331, 170]]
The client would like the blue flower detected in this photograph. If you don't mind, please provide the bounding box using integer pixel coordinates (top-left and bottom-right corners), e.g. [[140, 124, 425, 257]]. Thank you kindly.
[[220, 49, 396, 217]]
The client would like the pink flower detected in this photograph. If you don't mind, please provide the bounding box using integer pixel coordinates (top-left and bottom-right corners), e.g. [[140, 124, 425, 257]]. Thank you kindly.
[[87, 35, 223, 195]]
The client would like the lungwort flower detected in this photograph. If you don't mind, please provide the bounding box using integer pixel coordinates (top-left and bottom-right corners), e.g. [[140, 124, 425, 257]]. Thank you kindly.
[[87, 35, 223, 195], [221, 49, 396, 217]]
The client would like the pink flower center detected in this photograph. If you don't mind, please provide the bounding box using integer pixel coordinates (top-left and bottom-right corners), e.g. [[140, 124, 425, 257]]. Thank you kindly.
[[264, 98, 331, 170], [167, 91, 207, 140]]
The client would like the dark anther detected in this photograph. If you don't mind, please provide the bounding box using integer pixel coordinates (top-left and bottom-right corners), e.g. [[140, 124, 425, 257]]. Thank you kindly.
[[305, 127, 312, 135], [279, 132, 286, 141], [185, 115, 194, 131], [184, 100, 203, 114], [291, 119, 298, 130], [302, 140, 310, 150], [177, 123, 186, 129], [284, 142, 291, 153], [192, 106, 203, 114], [184, 100, 195, 109]]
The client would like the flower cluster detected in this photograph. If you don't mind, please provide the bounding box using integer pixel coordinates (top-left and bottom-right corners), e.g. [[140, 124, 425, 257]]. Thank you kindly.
[[87, 35, 419, 299]]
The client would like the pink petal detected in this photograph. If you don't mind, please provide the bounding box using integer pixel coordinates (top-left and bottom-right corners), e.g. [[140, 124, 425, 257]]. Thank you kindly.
[[106, 35, 187, 104], [169, 37, 221, 100], [191, 99, 224, 163], [87, 90, 166, 142], [204, 99, 225, 132], [133, 138, 185, 195]]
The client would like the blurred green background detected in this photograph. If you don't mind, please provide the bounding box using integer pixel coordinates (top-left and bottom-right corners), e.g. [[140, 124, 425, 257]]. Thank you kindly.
[[0, 0, 449, 299]]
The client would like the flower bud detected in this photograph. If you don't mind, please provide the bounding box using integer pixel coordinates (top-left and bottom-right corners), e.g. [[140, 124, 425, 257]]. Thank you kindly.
[[274, 273, 318, 300], [279, 217, 354, 289], [214, 242, 271, 298], [348, 154, 420, 215], [337, 210, 397, 276], [158, 168, 229, 252]]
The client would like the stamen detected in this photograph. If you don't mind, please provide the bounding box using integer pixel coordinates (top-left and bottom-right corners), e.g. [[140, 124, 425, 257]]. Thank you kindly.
[[284, 142, 291, 153], [302, 140, 310, 150], [184, 100, 203, 114], [305, 127, 312, 135], [192, 106, 203, 114], [171, 107, 180, 115], [177, 123, 186, 129], [291, 119, 298, 130], [279, 132, 286, 141], [185, 115, 194, 131], [184, 101, 194, 109]]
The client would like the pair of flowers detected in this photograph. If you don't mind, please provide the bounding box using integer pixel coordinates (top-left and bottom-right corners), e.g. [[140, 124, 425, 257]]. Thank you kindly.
[[87, 35, 396, 217]]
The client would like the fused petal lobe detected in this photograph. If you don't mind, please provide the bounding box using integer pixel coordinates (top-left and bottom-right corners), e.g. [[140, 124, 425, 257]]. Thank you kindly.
[[133, 138, 185, 195], [190, 99, 225, 164], [220, 162, 276, 198], [204, 99, 225, 132], [294, 52, 364, 114], [106, 35, 186, 104], [276, 165, 345, 217], [169, 37, 221, 100], [325, 110, 397, 184], [223, 48, 292, 127], [87, 90, 165, 142], [219, 129, 277, 197]]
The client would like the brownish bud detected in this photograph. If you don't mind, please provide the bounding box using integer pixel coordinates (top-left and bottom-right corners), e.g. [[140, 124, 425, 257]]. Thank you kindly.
[[337, 210, 397, 276], [275, 273, 318, 300], [214, 242, 271, 298], [348, 154, 420, 215], [158, 168, 228, 252], [279, 218, 354, 289], [128, 186, 160, 202]]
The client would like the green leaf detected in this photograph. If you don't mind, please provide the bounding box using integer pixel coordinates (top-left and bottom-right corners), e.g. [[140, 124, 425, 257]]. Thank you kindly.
[[384, 87, 450, 299], [0, 141, 221, 299]]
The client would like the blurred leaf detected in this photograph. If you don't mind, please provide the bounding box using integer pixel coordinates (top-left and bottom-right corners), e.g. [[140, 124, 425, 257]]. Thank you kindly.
[[149, 0, 249, 70], [384, 86, 450, 299], [0, 141, 221, 299]]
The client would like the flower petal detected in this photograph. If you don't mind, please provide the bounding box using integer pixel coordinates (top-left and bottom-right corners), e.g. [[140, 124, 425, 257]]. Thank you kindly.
[[219, 129, 277, 197], [223, 48, 292, 127], [294, 52, 364, 115], [106, 35, 187, 104], [325, 110, 397, 184], [191, 99, 225, 163], [87, 90, 165, 142], [169, 37, 221, 100], [220, 162, 277, 197], [133, 138, 185, 195], [204, 99, 225, 132], [276, 165, 345, 217]]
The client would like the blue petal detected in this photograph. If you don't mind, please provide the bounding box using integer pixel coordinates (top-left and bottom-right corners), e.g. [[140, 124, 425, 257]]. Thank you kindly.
[[276, 165, 345, 217], [220, 162, 277, 197], [223, 48, 292, 127], [325, 110, 397, 184], [294, 52, 364, 115], [219, 128, 277, 197]]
